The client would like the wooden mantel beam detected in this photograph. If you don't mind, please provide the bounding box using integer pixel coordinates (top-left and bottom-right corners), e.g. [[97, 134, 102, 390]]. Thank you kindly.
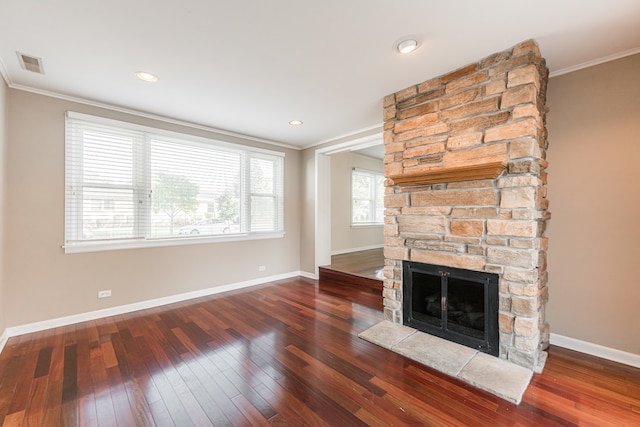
[[388, 162, 507, 186]]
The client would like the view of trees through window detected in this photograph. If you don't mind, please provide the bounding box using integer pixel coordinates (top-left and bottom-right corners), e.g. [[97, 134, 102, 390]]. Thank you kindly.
[[148, 138, 243, 238], [152, 172, 200, 235]]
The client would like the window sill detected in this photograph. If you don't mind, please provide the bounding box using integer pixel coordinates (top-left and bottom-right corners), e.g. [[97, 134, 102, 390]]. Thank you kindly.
[[351, 223, 384, 229], [63, 231, 285, 254]]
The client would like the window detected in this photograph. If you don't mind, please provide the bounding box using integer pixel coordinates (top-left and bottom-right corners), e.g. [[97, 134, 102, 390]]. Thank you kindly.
[[351, 168, 384, 225], [65, 112, 284, 253]]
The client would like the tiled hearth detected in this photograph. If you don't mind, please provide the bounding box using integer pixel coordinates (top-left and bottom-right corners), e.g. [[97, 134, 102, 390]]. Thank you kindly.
[[378, 39, 551, 379], [359, 321, 532, 403]]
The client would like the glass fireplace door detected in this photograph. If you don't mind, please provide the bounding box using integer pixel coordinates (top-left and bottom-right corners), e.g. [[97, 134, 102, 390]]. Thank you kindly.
[[403, 261, 499, 356]]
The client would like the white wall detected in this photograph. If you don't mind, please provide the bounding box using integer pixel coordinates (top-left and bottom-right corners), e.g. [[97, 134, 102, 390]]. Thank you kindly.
[[0, 76, 7, 336], [300, 147, 317, 274], [330, 151, 383, 253], [4, 89, 301, 328], [546, 54, 640, 355], [299, 127, 383, 274]]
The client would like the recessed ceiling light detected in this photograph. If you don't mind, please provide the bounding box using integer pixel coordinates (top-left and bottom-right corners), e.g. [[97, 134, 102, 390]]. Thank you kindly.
[[289, 120, 303, 126], [135, 71, 158, 82], [397, 39, 419, 54]]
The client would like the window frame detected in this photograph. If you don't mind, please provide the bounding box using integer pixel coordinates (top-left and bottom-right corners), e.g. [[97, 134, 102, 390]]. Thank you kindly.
[[64, 112, 285, 254], [350, 168, 385, 227]]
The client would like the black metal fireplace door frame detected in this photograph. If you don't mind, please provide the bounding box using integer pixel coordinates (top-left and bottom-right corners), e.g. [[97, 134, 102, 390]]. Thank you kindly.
[[402, 261, 499, 356]]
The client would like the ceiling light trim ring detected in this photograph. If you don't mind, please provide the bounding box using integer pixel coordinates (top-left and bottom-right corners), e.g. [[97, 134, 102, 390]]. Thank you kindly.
[[397, 39, 418, 54], [135, 71, 159, 82]]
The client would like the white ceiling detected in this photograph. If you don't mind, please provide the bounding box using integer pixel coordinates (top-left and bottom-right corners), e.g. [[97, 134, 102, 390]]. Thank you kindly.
[[1, 1, 639, 149]]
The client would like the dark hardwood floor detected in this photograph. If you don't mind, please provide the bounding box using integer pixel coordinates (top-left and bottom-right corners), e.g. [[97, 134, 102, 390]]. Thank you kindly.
[[0, 276, 639, 426]]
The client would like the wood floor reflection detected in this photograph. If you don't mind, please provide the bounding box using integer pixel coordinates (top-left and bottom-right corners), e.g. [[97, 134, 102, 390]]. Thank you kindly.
[[0, 276, 638, 426]]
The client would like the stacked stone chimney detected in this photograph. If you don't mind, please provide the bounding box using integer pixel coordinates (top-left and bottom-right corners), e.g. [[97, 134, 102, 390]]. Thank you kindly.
[[382, 40, 550, 371]]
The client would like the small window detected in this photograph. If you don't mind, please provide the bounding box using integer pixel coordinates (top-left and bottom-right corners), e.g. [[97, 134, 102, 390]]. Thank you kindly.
[[351, 168, 384, 226], [65, 112, 284, 253]]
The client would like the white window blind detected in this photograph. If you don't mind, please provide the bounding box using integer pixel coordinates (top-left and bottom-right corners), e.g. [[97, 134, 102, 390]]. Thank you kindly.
[[65, 112, 284, 253], [351, 168, 384, 225]]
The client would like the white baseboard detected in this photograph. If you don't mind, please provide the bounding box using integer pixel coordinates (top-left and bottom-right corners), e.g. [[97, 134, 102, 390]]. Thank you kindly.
[[0, 329, 8, 356], [550, 333, 640, 369], [331, 244, 383, 256], [0, 271, 307, 346], [299, 271, 318, 280]]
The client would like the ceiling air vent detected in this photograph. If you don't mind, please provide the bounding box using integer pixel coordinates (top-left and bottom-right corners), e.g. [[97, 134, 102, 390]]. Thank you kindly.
[[17, 52, 45, 74]]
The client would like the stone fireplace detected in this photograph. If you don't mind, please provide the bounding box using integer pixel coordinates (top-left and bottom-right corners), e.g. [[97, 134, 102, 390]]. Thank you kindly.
[[381, 40, 550, 372]]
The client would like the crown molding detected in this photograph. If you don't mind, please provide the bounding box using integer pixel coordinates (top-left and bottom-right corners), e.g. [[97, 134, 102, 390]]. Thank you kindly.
[[303, 123, 383, 151], [5, 79, 300, 151], [550, 47, 640, 78]]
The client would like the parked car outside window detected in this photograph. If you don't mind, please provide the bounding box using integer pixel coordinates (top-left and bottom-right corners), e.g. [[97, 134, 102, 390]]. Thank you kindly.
[[178, 219, 230, 235]]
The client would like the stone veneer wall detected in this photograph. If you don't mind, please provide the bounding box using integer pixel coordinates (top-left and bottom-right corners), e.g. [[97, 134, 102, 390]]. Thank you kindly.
[[382, 40, 550, 371]]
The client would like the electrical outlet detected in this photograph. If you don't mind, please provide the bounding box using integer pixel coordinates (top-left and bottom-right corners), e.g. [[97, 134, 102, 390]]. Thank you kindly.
[[258, 265, 266, 272], [98, 290, 112, 299]]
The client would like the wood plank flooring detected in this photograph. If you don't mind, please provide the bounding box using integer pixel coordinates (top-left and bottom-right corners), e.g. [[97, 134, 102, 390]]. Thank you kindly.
[[0, 276, 639, 426]]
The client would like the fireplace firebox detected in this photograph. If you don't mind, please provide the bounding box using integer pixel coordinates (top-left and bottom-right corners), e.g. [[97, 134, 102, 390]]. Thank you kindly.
[[403, 261, 499, 356]]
